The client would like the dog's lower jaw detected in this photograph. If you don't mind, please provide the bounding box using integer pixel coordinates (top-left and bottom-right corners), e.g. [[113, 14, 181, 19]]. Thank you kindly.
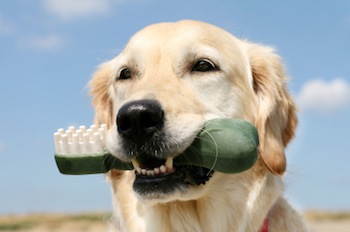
[[133, 166, 214, 203], [135, 172, 274, 232]]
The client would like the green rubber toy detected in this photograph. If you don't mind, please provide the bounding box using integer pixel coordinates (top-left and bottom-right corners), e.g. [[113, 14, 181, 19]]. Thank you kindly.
[[54, 118, 259, 175]]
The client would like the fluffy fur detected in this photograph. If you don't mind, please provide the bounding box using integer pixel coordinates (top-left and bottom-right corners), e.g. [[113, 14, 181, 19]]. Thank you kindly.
[[89, 20, 308, 232]]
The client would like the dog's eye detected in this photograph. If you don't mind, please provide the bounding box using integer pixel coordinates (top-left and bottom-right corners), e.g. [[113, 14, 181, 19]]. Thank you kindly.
[[192, 60, 216, 72], [119, 68, 132, 80]]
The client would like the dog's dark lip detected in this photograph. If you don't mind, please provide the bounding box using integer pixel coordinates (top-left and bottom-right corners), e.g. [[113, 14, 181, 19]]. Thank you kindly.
[[132, 163, 215, 196]]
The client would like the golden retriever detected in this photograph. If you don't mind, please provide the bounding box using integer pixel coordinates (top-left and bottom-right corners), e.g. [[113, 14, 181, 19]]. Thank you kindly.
[[89, 20, 308, 232]]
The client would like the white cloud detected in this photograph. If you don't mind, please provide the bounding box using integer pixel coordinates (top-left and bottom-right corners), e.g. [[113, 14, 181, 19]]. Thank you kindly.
[[43, 0, 112, 20], [18, 34, 67, 51], [296, 78, 350, 113]]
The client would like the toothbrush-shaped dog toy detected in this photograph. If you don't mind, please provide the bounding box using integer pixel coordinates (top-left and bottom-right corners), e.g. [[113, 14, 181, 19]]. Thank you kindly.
[[54, 118, 259, 175]]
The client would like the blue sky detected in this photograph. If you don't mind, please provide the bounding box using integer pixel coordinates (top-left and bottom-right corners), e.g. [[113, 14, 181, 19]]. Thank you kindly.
[[0, 0, 349, 214]]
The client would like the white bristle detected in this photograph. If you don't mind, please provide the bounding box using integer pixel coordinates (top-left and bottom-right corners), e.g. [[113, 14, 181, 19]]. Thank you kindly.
[[71, 134, 80, 154], [87, 128, 93, 139], [54, 132, 62, 154], [100, 124, 107, 134], [90, 125, 98, 133], [60, 134, 69, 154], [82, 133, 91, 153], [54, 124, 108, 155], [68, 126, 75, 134], [79, 125, 87, 133], [65, 129, 73, 142], [93, 132, 103, 153], [57, 128, 65, 135], [75, 129, 82, 141], [100, 124, 107, 140], [98, 127, 106, 141]]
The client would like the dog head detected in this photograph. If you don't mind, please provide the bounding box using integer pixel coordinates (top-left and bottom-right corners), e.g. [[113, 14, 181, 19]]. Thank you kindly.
[[89, 20, 297, 202]]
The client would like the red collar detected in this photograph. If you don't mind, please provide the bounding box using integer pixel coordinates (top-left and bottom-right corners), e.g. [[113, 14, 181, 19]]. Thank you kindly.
[[260, 218, 269, 232]]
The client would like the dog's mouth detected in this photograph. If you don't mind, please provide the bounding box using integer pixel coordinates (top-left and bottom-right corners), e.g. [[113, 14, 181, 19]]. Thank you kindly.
[[130, 154, 214, 197]]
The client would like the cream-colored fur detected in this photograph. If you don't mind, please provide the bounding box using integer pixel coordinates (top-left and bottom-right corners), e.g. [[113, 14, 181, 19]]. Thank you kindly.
[[90, 20, 308, 232]]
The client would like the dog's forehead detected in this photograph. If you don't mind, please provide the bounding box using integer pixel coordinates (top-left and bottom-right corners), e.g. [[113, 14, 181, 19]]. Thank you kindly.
[[125, 20, 236, 52]]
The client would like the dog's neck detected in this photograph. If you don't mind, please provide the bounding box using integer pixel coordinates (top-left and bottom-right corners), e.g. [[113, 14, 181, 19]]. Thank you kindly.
[[134, 172, 282, 232]]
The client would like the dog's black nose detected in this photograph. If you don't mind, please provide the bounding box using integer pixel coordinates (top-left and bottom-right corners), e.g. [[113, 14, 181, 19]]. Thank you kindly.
[[117, 100, 164, 142]]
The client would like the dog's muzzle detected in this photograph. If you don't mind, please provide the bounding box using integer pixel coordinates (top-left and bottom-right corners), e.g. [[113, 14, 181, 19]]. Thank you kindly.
[[116, 99, 213, 197]]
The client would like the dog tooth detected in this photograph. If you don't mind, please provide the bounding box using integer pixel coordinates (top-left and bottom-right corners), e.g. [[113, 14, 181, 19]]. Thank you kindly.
[[165, 157, 173, 170], [135, 167, 141, 174], [147, 170, 154, 176], [160, 165, 167, 173], [131, 159, 141, 170], [154, 167, 160, 174], [141, 169, 147, 175]]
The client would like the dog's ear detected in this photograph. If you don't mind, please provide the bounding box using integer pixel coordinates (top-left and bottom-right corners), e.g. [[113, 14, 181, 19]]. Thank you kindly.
[[89, 61, 114, 127], [247, 44, 298, 175]]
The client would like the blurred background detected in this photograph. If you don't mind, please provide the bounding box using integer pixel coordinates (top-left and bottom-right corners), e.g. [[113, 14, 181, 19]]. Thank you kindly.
[[0, 0, 349, 218]]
